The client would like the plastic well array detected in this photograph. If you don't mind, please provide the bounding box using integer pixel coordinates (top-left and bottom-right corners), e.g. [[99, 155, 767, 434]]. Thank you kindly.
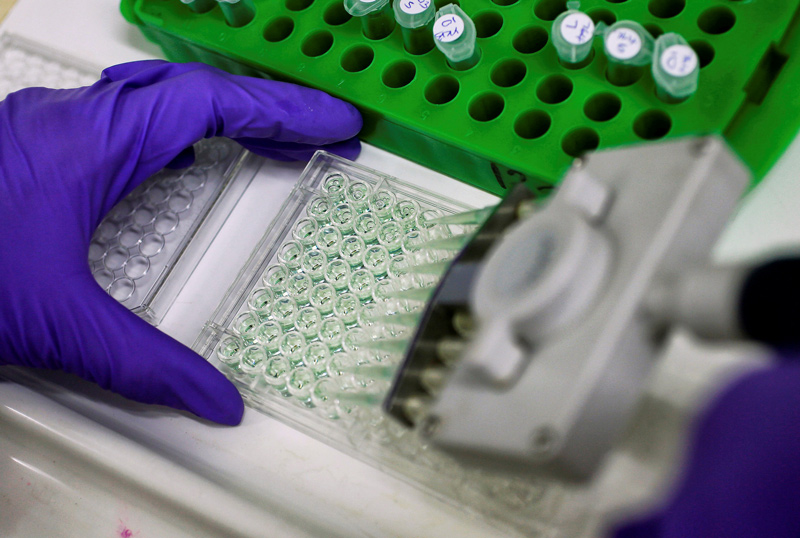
[[122, 0, 800, 195], [194, 152, 578, 536], [89, 138, 250, 323], [0, 34, 257, 323]]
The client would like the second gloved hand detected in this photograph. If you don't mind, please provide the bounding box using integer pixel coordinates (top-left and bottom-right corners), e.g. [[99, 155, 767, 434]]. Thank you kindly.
[[0, 60, 363, 425]]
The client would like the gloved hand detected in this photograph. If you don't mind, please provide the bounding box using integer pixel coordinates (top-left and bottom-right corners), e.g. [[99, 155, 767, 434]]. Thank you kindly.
[[0, 60, 362, 425], [612, 360, 800, 538]]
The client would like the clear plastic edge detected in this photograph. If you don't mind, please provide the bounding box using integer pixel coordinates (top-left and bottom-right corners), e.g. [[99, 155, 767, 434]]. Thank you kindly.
[[0, 32, 104, 78], [137, 147, 256, 324]]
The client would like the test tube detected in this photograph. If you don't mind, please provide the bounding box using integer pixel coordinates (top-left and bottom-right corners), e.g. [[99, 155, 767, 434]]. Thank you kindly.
[[652, 33, 699, 103], [552, 7, 596, 68], [216, 0, 255, 28], [602, 21, 654, 86], [433, 4, 481, 71], [344, 0, 396, 40], [394, 0, 435, 55]]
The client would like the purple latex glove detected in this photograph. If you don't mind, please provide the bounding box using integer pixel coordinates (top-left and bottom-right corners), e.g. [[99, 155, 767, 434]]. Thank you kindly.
[[0, 60, 362, 425], [612, 360, 800, 537]]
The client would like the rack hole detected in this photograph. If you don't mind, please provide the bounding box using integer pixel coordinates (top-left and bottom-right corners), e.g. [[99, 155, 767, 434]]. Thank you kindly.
[[584, 92, 621, 122], [301, 30, 334, 57], [698, 6, 736, 35], [634, 110, 672, 140], [690, 40, 715, 68], [469, 92, 505, 122], [588, 8, 616, 26], [643, 23, 663, 39], [474, 11, 503, 38], [514, 110, 551, 139], [491, 0, 519, 5], [536, 74, 573, 104], [534, 0, 567, 21], [648, 0, 685, 19], [513, 26, 548, 54], [341, 45, 374, 72], [491, 59, 527, 87], [382, 60, 416, 88], [425, 75, 460, 105], [562, 127, 599, 157], [605, 0, 627, 3], [264, 17, 294, 42], [286, 0, 313, 11], [323, 1, 352, 25]]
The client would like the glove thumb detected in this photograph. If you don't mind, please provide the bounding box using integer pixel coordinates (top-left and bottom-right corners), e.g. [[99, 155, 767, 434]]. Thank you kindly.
[[60, 275, 244, 425]]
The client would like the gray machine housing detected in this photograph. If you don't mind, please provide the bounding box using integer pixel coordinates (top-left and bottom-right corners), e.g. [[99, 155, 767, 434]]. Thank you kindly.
[[423, 137, 750, 480]]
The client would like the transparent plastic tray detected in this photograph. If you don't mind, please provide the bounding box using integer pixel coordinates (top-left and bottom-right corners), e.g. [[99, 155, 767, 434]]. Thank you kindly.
[[0, 33, 98, 99], [194, 152, 573, 537], [0, 33, 257, 324], [89, 138, 254, 324]]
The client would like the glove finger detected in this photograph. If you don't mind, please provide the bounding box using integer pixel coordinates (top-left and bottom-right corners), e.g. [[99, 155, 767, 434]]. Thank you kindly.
[[236, 136, 362, 162], [100, 60, 171, 83], [58, 276, 244, 424], [165, 146, 196, 169], [94, 61, 362, 195]]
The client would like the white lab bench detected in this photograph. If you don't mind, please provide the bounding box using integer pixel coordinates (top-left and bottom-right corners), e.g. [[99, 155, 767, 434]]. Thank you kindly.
[[2, 1, 800, 537]]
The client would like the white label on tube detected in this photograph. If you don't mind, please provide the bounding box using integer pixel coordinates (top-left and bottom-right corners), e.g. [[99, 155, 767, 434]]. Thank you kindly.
[[560, 13, 595, 46], [400, 0, 431, 15], [660, 44, 698, 77], [434, 14, 465, 43], [606, 28, 642, 60]]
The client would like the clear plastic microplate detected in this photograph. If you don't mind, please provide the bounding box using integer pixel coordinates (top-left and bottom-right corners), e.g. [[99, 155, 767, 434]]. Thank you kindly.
[[89, 137, 255, 324], [0, 33, 258, 324], [195, 151, 574, 537]]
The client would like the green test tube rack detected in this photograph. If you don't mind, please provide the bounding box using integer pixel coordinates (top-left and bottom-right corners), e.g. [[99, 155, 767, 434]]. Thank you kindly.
[[122, 0, 800, 195]]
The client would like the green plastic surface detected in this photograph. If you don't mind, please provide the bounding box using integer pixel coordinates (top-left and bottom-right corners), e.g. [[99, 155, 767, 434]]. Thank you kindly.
[[123, 0, 800, 195]]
